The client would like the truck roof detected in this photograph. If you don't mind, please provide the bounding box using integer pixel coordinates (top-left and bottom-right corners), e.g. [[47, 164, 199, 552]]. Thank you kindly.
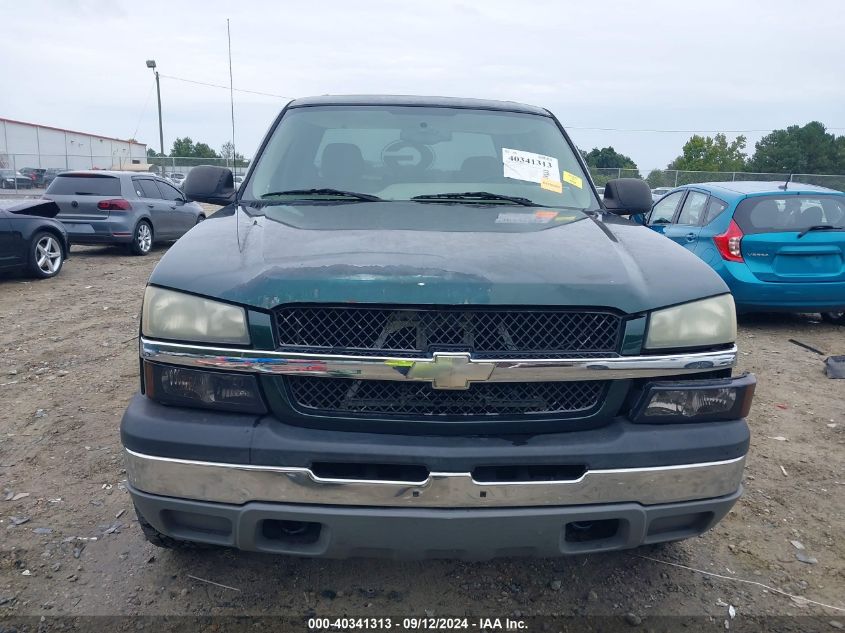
[[287, 94, 551, 116]]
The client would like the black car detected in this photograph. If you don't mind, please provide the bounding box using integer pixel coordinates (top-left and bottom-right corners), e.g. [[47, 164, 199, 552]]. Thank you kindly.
[[0, 169, 34, 189], [43, 168, 64, 187], [0, 199, 69, 278], [19, 168, 47, 187]]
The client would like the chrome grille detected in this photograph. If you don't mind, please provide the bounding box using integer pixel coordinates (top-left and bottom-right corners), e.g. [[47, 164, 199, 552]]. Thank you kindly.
[[274, 306, 622, 358], [285, 377, 607, 417]]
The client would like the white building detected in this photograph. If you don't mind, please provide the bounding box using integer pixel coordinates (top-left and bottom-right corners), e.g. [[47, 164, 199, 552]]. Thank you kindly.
[[0, 117, 147, 171]]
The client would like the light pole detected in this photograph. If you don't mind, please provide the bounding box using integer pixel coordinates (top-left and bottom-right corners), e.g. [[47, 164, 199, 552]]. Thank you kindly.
[[146, 60, 164, 163]]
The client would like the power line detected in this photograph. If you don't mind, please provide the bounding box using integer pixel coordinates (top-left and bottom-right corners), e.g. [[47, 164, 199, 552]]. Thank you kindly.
[[155, 74, 845, 134], [130, 78, 156, 140], [567, 125, 845, 133], [158, 73, 292, 100]]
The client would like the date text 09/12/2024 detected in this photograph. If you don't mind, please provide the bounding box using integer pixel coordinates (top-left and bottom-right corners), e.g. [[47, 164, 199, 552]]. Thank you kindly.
[[308, 617, 527, 630]]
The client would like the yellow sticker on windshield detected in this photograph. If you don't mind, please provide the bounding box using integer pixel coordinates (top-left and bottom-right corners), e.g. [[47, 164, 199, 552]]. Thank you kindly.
[[540, 177, 563, 194], [563, 171, 583, 189]]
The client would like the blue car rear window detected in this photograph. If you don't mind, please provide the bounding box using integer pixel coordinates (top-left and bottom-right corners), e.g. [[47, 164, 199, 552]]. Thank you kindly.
[[734, 195, 845, 234]]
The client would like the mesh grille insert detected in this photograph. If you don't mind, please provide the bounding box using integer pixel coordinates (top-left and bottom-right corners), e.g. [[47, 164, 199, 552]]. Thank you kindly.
[[274, 306, 622, 358], [285, 377, 607, 418]]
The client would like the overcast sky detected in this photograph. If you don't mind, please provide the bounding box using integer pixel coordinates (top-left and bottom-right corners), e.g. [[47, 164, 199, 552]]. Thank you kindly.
[[2, 0, 844, 170]]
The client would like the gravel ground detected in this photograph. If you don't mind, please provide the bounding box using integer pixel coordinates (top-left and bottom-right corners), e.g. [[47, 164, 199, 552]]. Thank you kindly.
[[0, 242, 843, 629]]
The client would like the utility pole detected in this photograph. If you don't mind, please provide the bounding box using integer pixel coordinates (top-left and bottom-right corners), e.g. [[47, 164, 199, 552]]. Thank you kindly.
[[146, 60, 165, 161]]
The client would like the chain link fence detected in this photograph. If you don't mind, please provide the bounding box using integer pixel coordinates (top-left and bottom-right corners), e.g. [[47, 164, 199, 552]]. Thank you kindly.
[[145, 156, 250, 179], [1, 151, 843, 195], [588, 167, 845, 192], [0, 153, 251, 194]]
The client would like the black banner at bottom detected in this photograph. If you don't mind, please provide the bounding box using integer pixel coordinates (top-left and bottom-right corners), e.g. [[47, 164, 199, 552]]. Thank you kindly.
[[0, 615, 840, 633]]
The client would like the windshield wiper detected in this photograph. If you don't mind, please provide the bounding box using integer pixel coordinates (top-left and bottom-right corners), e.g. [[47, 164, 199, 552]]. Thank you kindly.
[[797, 224, 844, 239], [410, 192, 538, 207], [260, 188, 382, 202]]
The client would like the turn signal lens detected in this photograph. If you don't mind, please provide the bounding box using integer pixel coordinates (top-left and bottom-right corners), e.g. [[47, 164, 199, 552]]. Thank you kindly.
[[631, 374, 756, 424], [144, 361, 266, 414], [643, 387, 737, 419]]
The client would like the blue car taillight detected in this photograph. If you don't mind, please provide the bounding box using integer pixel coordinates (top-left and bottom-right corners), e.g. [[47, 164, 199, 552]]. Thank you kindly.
[[630, 373, 755, 424]]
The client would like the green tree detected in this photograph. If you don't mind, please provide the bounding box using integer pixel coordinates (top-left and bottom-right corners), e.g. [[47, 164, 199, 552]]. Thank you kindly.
[[583, 146, 640, 186], [146, 148, 163, 158], [169, 137, 220, 159], [747, 122, 842, 174], [192, 142, 219, 159], [220, 141, 248, 167], [584, 146, 638, 170], [645, 169, 672, 188], [170, 137, 195, 157], [668, 133, 747, 172]]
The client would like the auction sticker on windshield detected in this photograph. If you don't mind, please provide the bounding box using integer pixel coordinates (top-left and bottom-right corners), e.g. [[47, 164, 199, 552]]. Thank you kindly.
[[562, 170, 583, 189], [502, 148, 559, 184], [540, 177, 563, 193]]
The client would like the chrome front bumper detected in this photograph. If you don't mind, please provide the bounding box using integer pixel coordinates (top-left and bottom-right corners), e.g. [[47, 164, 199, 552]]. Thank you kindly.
[[124, 449, 745, 508]]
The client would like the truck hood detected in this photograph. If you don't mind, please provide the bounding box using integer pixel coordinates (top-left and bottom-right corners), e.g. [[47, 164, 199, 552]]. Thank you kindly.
[[150, 202, 729, 314]]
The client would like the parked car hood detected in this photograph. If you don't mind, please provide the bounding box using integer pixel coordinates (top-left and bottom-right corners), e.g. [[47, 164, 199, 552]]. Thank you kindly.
[[149, 202, 729, 314]]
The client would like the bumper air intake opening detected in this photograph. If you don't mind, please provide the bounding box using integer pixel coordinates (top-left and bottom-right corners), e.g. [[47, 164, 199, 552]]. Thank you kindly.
[[645, 512, 714, 544], [310, 462, 430, 483], [564, 519, 620, 543], [260, 519, 323, 546], [561, 517, 631, 553], [472, 464, 586, 483], [160, 509, 232, 543]]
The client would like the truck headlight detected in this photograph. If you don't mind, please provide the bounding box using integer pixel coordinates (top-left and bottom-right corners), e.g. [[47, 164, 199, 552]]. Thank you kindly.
[[645, 294, 736, 350], [141, 286, 250, 345]]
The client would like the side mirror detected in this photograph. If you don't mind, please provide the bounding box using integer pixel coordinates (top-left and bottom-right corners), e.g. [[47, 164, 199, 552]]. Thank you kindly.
[[602, 178, 653, 215], [183, 166, 236, 205]]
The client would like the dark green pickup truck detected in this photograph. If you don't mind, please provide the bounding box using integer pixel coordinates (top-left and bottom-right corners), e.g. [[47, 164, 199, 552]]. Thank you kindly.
[[121, 95, 754, 558]]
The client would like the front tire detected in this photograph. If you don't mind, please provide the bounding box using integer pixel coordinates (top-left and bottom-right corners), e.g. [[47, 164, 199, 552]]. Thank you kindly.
[[130, 221, 153, 256], [822, 312, 845, 325], [196, 214, 205, 224], [27, 231, 64, 279]]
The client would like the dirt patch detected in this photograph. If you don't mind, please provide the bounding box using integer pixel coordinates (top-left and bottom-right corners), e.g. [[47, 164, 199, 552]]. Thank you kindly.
[[0, 246, 843, 623]]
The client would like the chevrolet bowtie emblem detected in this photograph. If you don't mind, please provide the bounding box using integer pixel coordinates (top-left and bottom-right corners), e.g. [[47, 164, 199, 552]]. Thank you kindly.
[[405, 353, 495, 390]]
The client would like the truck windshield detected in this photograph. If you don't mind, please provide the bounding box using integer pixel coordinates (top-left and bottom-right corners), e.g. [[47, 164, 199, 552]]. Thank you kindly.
[[243, 105, 598, 210]]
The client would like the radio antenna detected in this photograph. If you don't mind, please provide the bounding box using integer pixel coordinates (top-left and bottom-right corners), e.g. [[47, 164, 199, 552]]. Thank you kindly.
[[227, 18, 236, 173]]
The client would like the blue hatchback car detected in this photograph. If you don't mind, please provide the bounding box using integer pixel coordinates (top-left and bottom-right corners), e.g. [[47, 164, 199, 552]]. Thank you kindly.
[[645, 181, 845, 322]]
